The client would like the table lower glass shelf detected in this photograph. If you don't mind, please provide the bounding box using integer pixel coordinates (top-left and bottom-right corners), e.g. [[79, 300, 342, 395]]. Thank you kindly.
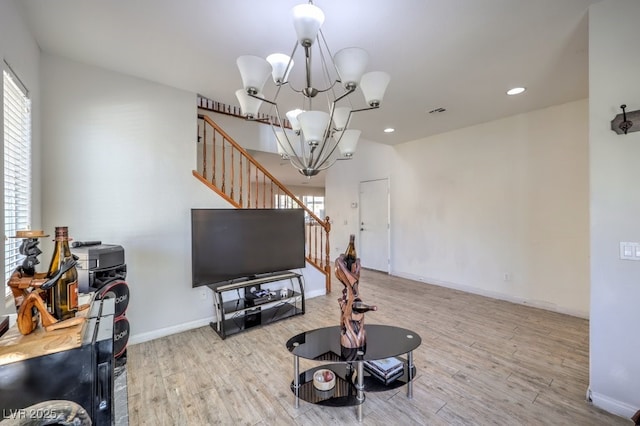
[[291, 361, 417, 407]]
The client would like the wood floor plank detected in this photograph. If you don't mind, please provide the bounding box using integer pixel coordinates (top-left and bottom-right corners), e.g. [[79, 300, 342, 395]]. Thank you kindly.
[[126, 269, 631, 425]]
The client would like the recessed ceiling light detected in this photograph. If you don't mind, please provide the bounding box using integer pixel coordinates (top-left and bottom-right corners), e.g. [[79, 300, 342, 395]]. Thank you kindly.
[[384, 128, 395, 133], [506, 87, 526, 96]]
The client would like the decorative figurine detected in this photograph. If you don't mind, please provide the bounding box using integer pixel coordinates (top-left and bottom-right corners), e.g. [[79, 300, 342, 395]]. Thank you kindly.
[[335, 235, 377, 350], [7, 230, 83, 335]]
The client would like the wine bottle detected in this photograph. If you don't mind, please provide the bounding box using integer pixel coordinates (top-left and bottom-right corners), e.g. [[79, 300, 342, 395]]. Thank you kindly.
[[352, 300, 377, 313], [344, 234, 357, 271], [46, 226, 79, 320]]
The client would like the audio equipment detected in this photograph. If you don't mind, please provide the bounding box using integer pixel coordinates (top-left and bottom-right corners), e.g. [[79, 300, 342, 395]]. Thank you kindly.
[[71, 243, 129, 364], [113, 316, 130, 360], [96, 279, 129, 318]]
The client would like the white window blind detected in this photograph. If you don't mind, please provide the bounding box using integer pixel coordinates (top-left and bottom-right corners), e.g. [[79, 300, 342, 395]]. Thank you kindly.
[[3, 66, 32, 297]]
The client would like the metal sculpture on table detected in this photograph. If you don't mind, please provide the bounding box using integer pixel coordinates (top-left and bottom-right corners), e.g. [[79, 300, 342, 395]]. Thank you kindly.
[[335, 235, 377, 351], [7, 230, 83, 335]]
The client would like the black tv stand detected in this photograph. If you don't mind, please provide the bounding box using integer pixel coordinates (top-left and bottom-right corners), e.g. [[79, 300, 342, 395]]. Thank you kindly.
[[206, 271, 305, 339]]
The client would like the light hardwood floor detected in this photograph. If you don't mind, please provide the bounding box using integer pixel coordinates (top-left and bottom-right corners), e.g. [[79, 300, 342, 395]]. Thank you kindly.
[[127, 269, 631, 425]]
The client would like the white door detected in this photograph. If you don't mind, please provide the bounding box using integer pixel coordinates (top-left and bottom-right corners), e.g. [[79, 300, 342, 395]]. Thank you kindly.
[[359, 179, 389, 272]]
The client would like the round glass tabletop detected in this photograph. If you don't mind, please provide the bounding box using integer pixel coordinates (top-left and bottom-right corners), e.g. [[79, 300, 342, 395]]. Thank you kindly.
[[286, 324, 421, 362]]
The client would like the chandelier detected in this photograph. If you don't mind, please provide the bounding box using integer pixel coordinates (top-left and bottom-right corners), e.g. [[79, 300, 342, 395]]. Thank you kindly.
[[235, 1, 390, 177]]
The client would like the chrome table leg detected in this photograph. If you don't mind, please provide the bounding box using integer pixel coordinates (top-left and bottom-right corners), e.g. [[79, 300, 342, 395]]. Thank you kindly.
[[407, 350, 414, 399], [293, 354, 300, 408], [356, 356, 365, 422]]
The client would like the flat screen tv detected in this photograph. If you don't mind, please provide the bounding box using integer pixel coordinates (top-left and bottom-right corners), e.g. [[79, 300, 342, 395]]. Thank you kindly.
[[191, 208, 306, 287]]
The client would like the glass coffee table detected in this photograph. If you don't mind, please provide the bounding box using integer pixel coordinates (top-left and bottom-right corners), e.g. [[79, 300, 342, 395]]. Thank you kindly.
[[286, 324, 422, 421]]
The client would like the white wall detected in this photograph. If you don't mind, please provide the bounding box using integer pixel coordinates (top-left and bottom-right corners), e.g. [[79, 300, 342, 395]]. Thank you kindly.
[[393, 100, 590, 316], [588, 0, 640, 417], [0, 0, 41, 316], [39, 54, 325, 343], [39, 53, 233, 342], [325, 138, 396, 260], [327, 100, 591, 317]]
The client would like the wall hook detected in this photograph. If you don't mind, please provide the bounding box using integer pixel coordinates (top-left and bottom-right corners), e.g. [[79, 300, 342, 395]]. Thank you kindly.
[[619, 105, 633, 135], [611, 104, 639, 135]]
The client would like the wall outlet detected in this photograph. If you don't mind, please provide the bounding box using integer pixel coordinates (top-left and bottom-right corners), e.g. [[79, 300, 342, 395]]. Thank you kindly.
[[503, 273, 511, 281], [620, 242, 640, 260]]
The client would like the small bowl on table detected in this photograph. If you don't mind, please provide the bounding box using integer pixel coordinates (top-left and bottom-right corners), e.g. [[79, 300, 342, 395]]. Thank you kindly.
[[312, 368, 336, 391]]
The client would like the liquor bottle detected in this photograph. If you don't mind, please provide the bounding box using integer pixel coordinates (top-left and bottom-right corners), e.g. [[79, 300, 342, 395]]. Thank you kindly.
[[344, 234, 357, 271], [46, 226, 78, 320], [352, 299, 377, 313]]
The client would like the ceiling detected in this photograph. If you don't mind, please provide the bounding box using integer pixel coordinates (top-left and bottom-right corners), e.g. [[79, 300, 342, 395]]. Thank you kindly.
[[19, 0, 597, 185]]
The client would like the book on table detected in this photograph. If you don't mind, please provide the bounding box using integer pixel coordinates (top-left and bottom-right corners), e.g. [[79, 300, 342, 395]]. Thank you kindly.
[[364, 357, 404, 383]]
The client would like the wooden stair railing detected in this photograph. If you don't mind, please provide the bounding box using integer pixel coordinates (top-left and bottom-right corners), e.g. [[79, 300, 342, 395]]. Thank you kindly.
[[194, 114, 332, 293]]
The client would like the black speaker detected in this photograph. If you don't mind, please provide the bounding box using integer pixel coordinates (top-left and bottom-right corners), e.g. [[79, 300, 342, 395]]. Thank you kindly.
[[113, 315, 129, 360], [96, 279, 129, 318], [91, 253, 130, 363]]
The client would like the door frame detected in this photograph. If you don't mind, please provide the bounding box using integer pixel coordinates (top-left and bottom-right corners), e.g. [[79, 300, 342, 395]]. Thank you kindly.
[[358, 177, 390, 273]]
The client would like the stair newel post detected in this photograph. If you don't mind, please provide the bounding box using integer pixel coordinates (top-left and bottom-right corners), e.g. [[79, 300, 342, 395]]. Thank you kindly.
[[324, 216, 331, 293]]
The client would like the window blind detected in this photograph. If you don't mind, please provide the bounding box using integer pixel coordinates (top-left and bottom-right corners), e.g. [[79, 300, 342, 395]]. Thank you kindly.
[[3, 67, 32, 296]]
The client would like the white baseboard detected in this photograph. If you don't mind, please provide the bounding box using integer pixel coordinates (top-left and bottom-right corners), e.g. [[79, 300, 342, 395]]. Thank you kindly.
[[305, 288, 326, 299], [129, 316, 214, 345], [390, 270, 589, 319], [589, 389, 637, 420], [129, 288, 324, 345]]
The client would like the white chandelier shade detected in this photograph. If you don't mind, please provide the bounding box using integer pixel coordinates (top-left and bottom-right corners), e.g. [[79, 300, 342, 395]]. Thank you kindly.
[[266, 53, 293, 84], [235, 1, 390, 177], [333, 47, 369, 90], [286, 109, 305, 133], [292, 4, 325, 46], [275, 130, 296, 157], [235, 89, 263, 119], [298, 111, 330, 145], [237, 55, 271, 95], [360, 71, 391, 107], [333, 106, 351, 131], [335, 129, 361, 157]]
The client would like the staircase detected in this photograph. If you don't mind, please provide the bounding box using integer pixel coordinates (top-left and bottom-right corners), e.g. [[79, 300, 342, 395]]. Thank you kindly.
[[194, 114, 332, 293]]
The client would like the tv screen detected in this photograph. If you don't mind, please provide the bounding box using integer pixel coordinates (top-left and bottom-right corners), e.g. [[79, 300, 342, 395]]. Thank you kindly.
[[191, 208, 306, 287]]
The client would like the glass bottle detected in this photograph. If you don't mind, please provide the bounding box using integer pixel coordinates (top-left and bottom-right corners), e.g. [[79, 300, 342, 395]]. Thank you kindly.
[[47, 226, 78, 320], [344, 234, 357, 272], [352, 299, 378, 313]]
